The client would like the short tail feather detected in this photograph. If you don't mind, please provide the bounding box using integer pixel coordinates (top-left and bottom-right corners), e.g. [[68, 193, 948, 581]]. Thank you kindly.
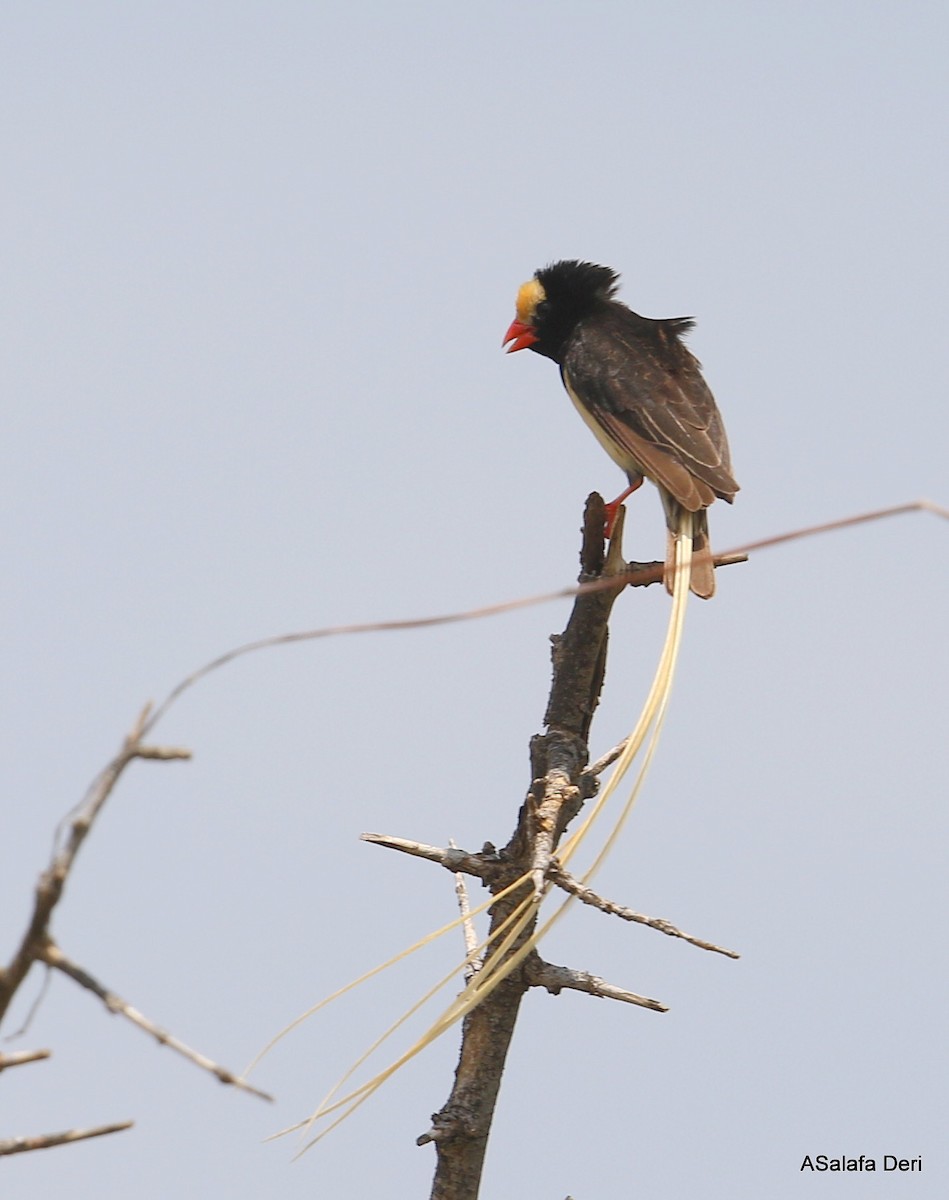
[[663, 501, 715, 599]]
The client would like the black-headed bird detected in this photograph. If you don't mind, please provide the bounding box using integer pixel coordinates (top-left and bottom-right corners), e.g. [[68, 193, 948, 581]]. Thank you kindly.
[[503, 259, 738, 598]]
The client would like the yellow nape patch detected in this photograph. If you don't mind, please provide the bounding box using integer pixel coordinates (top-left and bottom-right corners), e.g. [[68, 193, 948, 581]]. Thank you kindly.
[[515, 278, 546, 323]]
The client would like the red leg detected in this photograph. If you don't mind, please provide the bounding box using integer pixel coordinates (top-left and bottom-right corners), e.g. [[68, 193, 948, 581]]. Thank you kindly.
[[604, 478, 644, 538]]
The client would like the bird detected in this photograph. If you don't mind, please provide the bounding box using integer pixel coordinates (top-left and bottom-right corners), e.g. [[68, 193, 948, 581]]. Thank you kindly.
[[503, 259, 739, 598]]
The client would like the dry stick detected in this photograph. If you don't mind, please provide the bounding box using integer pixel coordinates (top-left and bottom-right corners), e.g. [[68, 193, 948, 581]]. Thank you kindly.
[[0, 1121, 133, 1157], [449, 840, 482, 982], [0, 714, 264, 1106], [523, 959, 667, 1012], [0, 1048, 51, 1072], [582, 738, 629, 783], [0, 713, 191, 1023], [547, 864, 739, 959], [360, 834, 495, 881], [37, 942, 272, 1101], [362, 833, 735, 958], [527, 506, 632, 896], [424, 496, 635, 1200]]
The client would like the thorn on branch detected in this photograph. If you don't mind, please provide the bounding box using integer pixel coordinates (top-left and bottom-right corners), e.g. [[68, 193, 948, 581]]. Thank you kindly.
[[449, 840, 482, 981], [619, 549, 747, 590], [548, 864, 740, 959], [0, 1120, 134, 1157], [0, 1048, 51, 1073], [581, 738, 630, 787], [135, 745, 192, 761], [524, 957, 668, 1012], [360, 833, 499, 882]]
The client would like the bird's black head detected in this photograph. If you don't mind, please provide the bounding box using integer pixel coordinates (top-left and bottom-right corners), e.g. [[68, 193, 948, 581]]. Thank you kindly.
[[503, 259, 620, 362]]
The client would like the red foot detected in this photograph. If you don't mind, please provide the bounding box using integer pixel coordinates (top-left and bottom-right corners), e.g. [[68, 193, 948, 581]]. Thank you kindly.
[[604, 479, 643, 538]]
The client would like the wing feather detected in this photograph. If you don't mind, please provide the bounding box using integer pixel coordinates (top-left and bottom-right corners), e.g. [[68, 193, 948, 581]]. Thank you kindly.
[[562, 308, 739, 510]]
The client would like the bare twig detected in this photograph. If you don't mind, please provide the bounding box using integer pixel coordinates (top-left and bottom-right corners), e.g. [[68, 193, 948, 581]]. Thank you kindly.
[[617, 549, 746, 590], [0, 1121, 133, 1157], [548, 865, 740, 959], [524, 957, 668, 1012], [450, 840, 482, 981], [582, 738, 629, 784], [360, 833, 497, 882], [35, 941, 272, 1101], [133, 745, 195, 761], [0, 1048, 51, 1072], [0, 711, 191, 1024], [141, 594, 584, 737]]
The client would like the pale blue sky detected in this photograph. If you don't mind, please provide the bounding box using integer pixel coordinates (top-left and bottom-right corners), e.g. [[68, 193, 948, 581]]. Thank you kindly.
[[2, 3, 947, 1197]]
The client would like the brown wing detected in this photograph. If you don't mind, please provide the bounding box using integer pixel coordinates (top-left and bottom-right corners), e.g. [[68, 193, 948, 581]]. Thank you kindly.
[[561, 307, 739, 511]]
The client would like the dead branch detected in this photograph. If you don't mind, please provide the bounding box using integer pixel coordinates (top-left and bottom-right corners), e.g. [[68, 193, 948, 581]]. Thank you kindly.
[[523, 956, 668, 1012], [360, 833, 501, 883], [0, 709, 190, 1023], [524, 502, 633, 895], [450, 840, 482, 982], [0, 1048, 51, 1073], [36, 941, 272, 1101], [0, 1121, 133, 1157], [351, 496, 747, 1197], [547, 864, 739, 959], [582, 737, 630, 782], [423, 496, 671, 1200], [0, 705, 269, 1159]]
